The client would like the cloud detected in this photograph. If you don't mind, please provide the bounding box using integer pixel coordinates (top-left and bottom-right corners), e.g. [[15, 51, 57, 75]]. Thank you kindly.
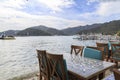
[[87, 0, 120, 17], [0, 0, 26, 9], [0, 0, 84, 31], [78, 0, 120, 24], [37, 0, 75, 12], [0, 0, 120, 31], [87, 0, 120, 16], [96, 1, 120, 16]]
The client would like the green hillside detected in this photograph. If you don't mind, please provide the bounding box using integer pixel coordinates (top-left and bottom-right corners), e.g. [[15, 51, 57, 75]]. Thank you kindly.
[[17, 28, 51, 36], [78, 20, 120, 35]]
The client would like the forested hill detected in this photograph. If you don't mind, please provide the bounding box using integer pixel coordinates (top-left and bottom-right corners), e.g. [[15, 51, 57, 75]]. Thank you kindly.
[[16, 25, 65, 36], [17, 28, 51, 36], [78, 20, 120, 35], [0, 25, 65, 36], [0, 20, 120, 36], [61, 20, 120, 35]]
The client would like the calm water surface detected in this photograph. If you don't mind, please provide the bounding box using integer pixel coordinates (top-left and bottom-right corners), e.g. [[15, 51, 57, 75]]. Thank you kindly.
[[0, 36, 100, 80]]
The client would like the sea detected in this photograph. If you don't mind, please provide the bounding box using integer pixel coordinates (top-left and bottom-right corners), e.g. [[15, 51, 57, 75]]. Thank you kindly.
[[0, 36, 103, 80]]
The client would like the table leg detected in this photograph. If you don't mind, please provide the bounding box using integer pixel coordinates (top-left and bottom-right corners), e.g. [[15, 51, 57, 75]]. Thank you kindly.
[[98, 72, 105, 80]]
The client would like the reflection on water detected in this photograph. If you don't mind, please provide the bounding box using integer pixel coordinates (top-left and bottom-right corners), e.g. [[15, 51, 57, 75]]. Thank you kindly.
[[0, 36, 98, 80]]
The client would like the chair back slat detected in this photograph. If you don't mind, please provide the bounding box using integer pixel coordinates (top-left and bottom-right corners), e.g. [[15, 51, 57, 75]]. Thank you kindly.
[[109, 41, 120, 55], [36, 50, 49, 80], [96, 42, 109, 55], [112, 44, 120, 50], [111, 44, 120, 58], [96, 42, 109, 61], [71, 45, 84, 56], [47, 53, 68, 80]]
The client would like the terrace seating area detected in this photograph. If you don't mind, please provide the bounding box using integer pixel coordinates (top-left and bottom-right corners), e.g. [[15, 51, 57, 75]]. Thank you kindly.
[[36, 41, 120, 80]]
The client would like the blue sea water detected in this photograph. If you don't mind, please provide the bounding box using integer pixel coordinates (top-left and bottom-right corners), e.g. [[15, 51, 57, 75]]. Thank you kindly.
[[0, 36, 102, 80]]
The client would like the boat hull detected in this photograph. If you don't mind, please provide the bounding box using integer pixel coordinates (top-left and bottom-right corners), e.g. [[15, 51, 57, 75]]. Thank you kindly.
[[0, 37, 15, 40]]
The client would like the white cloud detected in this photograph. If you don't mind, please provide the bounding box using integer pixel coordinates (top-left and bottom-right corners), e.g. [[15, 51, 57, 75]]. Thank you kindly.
[[96, 1, 120, 16], [0, 0, 120, 32], [0, 8, 85, 31], [87, 0, 120, 17], [37, 0, 75, 12], [78, 1, 120, 24], [0, 0, 26, 9], [0, 0, 84, 31]]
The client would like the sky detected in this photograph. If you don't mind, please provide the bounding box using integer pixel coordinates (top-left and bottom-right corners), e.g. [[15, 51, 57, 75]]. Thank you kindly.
[[0, 0, 120, 31]]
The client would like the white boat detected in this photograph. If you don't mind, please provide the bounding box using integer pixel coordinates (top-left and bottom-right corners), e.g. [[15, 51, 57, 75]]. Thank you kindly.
[[0, 36, 15, 40]]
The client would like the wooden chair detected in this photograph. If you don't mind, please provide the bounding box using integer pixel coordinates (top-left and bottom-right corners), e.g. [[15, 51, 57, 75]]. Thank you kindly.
[[87, 46, 98, 50], [111, 44, 120, 67], [85, 46, 105, 80], [96, 42, 109, 61], [87, 46, 105, 60], [108, 41, 120, 62], [71, 45, 84, 56], [36, 50, 49, 80], [46, 53, 69, 80], [111, 43, 120, 54], [84, 47, 104, 60], [113, 69, 120, 80]]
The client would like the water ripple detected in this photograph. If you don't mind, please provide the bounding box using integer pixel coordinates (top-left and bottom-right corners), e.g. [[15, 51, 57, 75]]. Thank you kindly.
[[0, 36, 101, 80]]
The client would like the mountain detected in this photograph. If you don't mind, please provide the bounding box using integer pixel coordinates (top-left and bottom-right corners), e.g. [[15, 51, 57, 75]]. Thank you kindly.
[[61, 20, 120, 35], [78, 20, 120, 35], [61, 24, 101, 35], [17, 25, 65, 36], [30, 25, 65, 35], [1, 20, 120, 36], [0, 25, 65, 36], [0, 30, 20, 36], [17, 28, 51, 36]]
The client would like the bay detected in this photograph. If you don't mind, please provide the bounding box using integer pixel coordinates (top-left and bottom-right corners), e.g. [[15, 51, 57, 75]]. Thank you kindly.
[[0, 36, 98, 80]]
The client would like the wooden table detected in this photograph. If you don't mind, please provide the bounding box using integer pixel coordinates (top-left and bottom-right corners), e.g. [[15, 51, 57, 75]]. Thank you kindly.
[[63, 53, 115, 80]]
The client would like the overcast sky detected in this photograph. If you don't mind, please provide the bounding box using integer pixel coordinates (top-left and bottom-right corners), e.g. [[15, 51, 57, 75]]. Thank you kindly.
[[0, 0, 120, 31]]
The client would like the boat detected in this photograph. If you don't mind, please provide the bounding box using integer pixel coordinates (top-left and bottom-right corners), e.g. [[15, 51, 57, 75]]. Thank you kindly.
[[0, 36, 15, 40]]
